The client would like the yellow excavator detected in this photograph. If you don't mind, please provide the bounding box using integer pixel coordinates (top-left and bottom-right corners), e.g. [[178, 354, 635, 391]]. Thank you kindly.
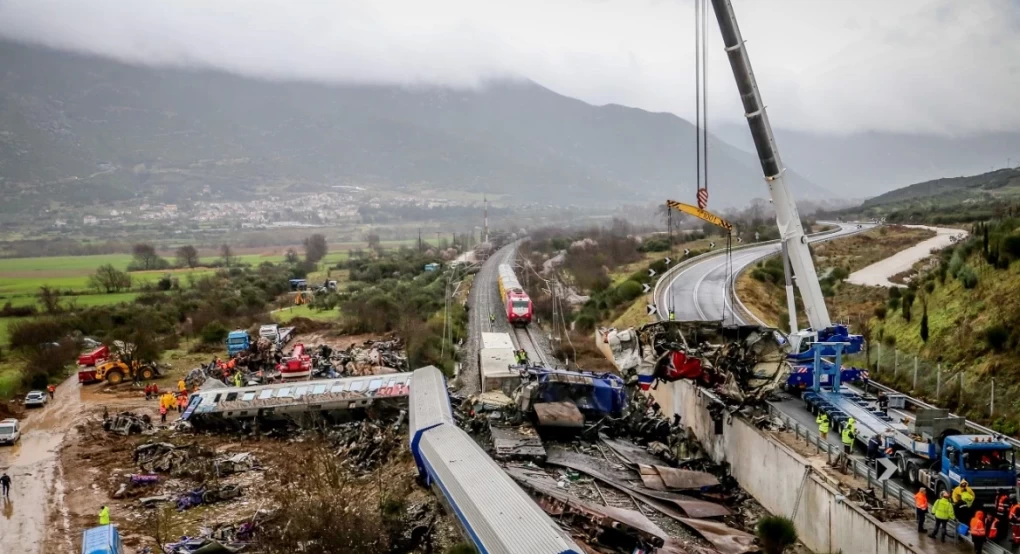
[[93, 359, 162, 385]]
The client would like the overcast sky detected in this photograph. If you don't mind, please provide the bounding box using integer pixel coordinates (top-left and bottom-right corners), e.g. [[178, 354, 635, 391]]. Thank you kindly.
[[1, 0, 1017, 136]]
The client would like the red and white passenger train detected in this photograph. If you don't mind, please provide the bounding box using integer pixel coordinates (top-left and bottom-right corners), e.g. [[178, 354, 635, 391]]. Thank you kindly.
[[496, 263, 533, 326]]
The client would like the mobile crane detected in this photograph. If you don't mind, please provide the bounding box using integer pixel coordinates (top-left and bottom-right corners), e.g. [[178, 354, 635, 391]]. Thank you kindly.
[[708, 0, 861, 358]]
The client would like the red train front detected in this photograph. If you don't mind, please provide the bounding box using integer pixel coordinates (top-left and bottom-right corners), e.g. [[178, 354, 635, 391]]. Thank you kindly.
[[498, 263, 533, 326]]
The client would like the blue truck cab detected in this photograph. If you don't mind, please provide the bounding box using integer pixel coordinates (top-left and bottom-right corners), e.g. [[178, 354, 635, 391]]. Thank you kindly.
[[935, 435, 1017, 505], [81, 525, 124, 554], [226, 330, 251, 356]]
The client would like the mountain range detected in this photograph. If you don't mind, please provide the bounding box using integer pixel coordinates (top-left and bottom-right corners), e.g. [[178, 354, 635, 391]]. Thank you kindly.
[[714, 124, 1020, 200], [0, 39, 830, 215]]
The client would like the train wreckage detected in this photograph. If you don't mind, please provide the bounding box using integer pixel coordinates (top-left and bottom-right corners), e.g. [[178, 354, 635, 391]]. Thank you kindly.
[[598, 321, 794, 405], [182, 373, 412, 429]]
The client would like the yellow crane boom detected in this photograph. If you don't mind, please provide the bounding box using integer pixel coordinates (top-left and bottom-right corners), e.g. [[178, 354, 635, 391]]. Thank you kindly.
[[665, 200, 733, 233]]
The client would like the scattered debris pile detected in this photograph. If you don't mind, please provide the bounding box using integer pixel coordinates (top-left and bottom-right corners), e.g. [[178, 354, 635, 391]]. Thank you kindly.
[[104, 411, 154, 436], [599, 321, 792, 405], [311, 338, 409, 377], [134, 442, 215, 477], [324, 417, 406, 471]]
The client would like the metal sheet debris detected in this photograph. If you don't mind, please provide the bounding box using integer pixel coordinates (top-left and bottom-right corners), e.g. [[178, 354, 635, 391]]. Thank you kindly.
[[545, 448, 730, 519], [534, 401, 585, 429], [639, 465, 720, 491], [490, 425, 546, 460], [507, 466, 667, 551]]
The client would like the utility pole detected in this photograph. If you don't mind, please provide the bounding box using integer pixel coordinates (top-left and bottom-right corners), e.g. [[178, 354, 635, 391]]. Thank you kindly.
[[991, 378, 995, 416], [912, 357, 918, 392], [483, 195, 489, 244], [936, 363, 942, 399]]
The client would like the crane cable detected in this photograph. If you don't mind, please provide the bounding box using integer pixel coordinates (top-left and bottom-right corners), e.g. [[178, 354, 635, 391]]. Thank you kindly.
[[695, 0, 735, 323]]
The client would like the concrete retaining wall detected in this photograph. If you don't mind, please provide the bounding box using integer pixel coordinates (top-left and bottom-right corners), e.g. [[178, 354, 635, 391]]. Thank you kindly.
[[650, 381, 922, 554]]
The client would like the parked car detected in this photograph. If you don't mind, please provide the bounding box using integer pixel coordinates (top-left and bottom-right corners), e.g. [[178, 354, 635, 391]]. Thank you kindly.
[[0, 418, 20, 445], [24, 390, 48, 408]]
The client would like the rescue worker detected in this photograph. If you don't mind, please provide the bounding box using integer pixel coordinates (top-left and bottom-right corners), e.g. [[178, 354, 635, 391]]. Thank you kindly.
[[46, 383, 55, 399], [1008, 500, 1020, 545], [668, 310, 675, 321], [841, 422, 855, 455], [914, 487, 928, 532], [867, 435, 881, 463], [953, 480, 976, 523], [970, 510, 987, 553], [929, 491, 955, 542], [489, 313, 495, 324], [846, 417, 856, 434], [995, 489, 1012, 530], [816, 412, 829, 436], [159, 402, 168, 424], [144, 383, 152, 400], [177, 393, 187, 413], [233, 371, 243, 388], [0, 472, 10, 498], [98, 505, 110, 526], [177, 379, 187, 393]]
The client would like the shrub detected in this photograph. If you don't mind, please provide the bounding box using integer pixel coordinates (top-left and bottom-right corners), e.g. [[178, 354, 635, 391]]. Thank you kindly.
[[616, 280, 644, 302], [888, 287, 901, 299], [1003, 235, 1020, 259], [874, 306, 887, 320], [756, 515, 798, 554], [883, 334, 897, 347], [985, 324, 1008, 351], [924, 281, 936, 294], [200, 321, 229, 345], [957, 265, 978, 289], [751, 269, 769, 282]]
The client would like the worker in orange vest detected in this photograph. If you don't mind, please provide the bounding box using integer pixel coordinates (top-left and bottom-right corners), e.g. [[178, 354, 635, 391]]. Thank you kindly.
[[970, 511, 987, 553], [914, 487, 929, 533], [46, 384, 56, 399], [176, 393, 187, 413], [159, 403, 168, 424], [1008, 502, 1020, 545]]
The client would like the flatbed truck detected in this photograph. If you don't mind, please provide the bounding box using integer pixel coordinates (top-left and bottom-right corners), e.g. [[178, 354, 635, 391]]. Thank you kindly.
[[802, 343, 1016, 507]]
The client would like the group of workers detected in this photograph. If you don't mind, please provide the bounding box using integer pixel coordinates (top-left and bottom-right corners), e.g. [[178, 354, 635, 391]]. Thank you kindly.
[[914, 480, 1020, 550], [147, 379, 190, 423], [813, 412, 858, 456]]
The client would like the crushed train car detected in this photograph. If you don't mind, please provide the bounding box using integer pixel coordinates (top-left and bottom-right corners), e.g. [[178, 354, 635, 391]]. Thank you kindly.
[[182, 373, 412, 430], [597, 321, 792, 404]]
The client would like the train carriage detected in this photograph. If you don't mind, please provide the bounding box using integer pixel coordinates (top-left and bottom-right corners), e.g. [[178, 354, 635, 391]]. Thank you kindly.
[[497, 264, 533, 326]]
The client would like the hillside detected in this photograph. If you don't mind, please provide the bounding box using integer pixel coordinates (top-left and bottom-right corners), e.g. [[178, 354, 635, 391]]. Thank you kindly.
[[715, 123, 1020, 199], [0, 39, 824, 215], [860, 167, 1020, 208]]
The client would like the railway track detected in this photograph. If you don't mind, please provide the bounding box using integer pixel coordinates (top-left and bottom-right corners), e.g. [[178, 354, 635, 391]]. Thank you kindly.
[[513, 326, 549, 366]]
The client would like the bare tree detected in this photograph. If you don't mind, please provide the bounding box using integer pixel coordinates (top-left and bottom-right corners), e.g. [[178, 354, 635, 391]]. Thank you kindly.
[[175, 245, 199, 268], [366, 232, 381, 251], [284, 248, 300, 264], [37, 285, 62, 314], [132, 243, 163, 270], [303, 234, 328, 263], [87, 264, 132, 293], [220, 244, 235, 267]]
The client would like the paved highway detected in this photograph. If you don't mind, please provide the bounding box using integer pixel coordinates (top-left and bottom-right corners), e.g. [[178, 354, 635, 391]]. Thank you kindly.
[[657, 222, 874, 324]]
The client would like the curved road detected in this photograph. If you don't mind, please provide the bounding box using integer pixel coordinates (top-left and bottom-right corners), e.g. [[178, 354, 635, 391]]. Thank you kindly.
[[657, 222, 874, 325]]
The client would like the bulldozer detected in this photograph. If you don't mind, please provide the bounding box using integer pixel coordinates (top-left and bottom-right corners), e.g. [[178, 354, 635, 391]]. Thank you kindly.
[[93, 359, 163, 385]]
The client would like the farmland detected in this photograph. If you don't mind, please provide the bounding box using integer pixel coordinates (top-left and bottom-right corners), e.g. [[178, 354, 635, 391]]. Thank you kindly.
[[0, 240, 405, 346]]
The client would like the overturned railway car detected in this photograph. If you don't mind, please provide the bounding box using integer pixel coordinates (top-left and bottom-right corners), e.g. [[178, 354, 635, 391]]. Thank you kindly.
[[409, 365, 582, 554], [183, 373, 411, 429]]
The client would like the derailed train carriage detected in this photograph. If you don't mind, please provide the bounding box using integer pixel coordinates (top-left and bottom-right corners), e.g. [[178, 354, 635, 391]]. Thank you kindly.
[[182, 373, 412, 430]]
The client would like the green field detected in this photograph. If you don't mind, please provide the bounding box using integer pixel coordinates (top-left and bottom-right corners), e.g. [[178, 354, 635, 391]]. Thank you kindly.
[[272, 305, 339, 323]]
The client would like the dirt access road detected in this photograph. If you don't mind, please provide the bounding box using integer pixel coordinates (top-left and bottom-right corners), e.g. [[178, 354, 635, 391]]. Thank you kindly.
[[0, 376, 83, 554], [0, 376, 144, 554]]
